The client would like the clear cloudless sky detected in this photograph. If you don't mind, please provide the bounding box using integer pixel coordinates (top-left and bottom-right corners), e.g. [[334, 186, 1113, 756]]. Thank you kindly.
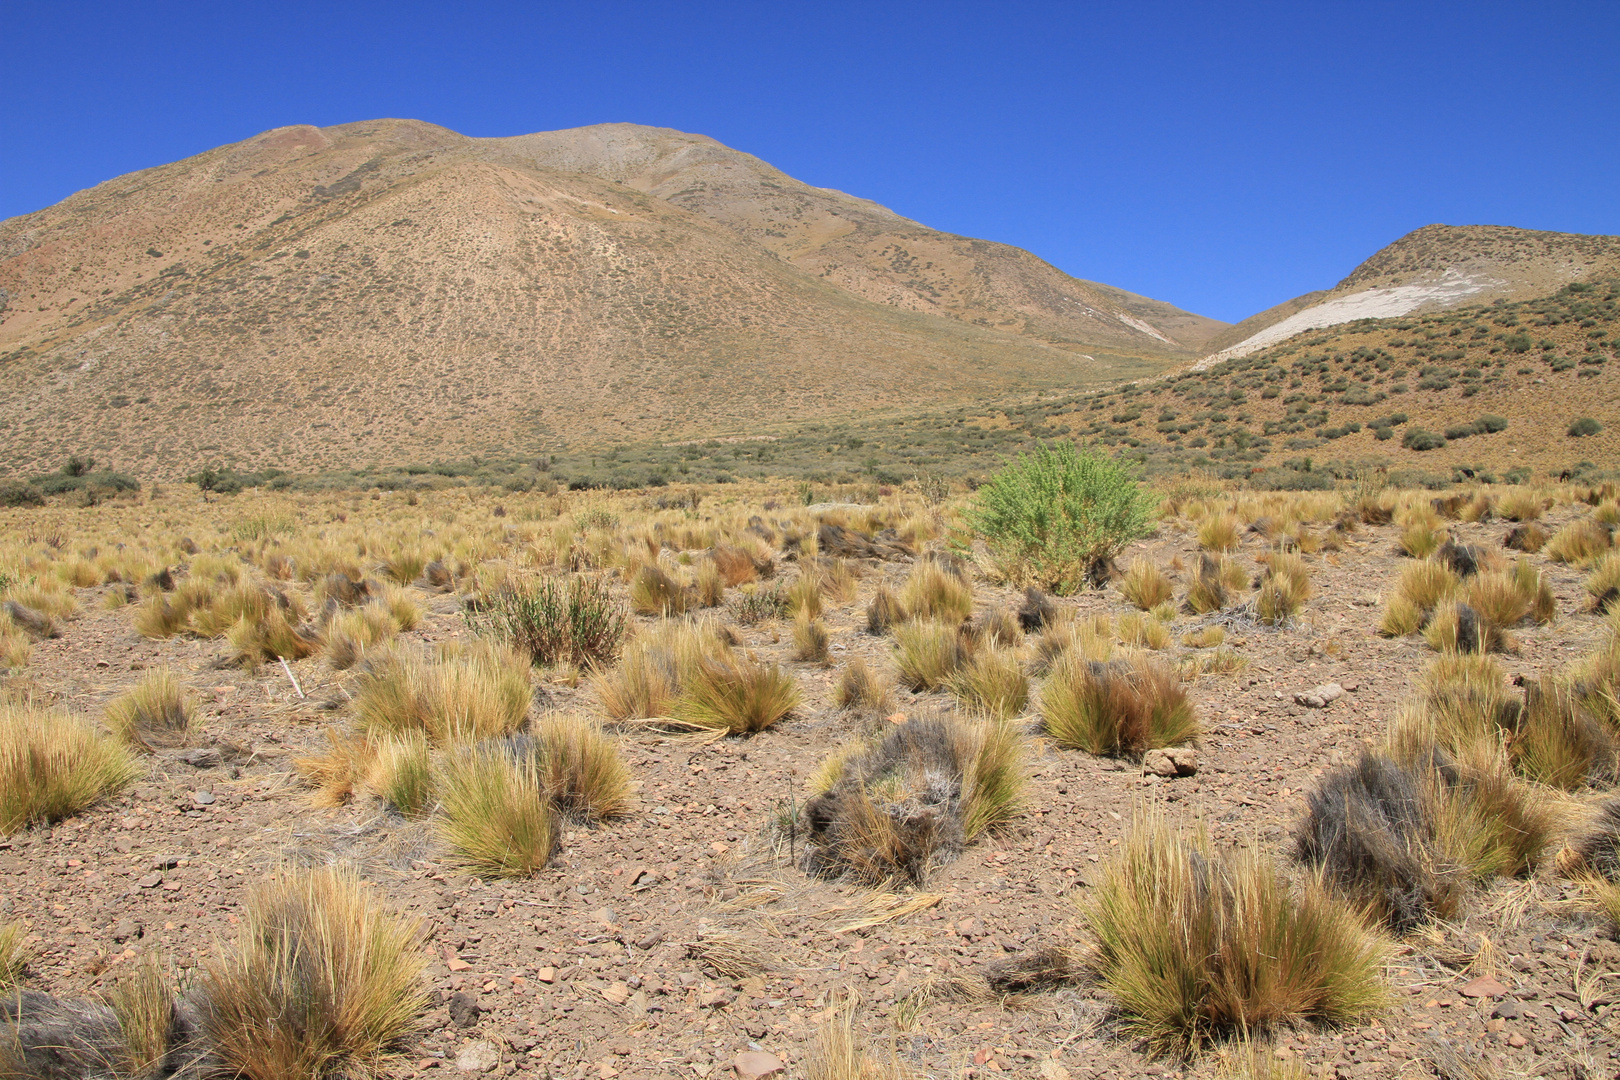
[[2, 1, 1617, 323]]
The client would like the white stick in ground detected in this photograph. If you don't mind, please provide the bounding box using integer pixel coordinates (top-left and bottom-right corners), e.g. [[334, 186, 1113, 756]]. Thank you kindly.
[[277, 656, 305, 699]]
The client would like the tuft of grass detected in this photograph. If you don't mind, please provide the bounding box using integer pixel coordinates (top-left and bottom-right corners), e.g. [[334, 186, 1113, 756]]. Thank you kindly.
[[1184, 555, 1234, 615], [1421, 602, 1502, 654], [1587, 551, 1620, 613], [1497, 490, 1543, 522], [1398, 520, 1445, 559], [893, 620, 972, 691], [1510, 678, 1617, 790], [108, 949, 178, 1077], [947, 646, 1030, 719], [532, 713, 631, 820], [1086, 809, 1388, 1056], [899, 560, 972, 623], [1040, 653, 1198, 757], [805, 995, 914, 1080], [834, 658, 894, 714], [437, 747, 557, 876], [1546, 520, 1612, 566], [354, 640, 532, 745], [793, 613, 831, 664], [0, 700, 140, 832], [1254, 551, 1311, 626], [1197, 514, 1241, 552], [1377, 596, 1425, 638], [199, 866, 427, 1079], [1181, 625, 1225, 649], [364, 732, 435, 815], [133, 594, 190, 638], [676, 654, 801, 734], [866, 584, 907, 634], [787, 574, 824, 620], [693, 561, 725, 607], [323, 605, 397, 670], [1116, 611, 1171, 650], [0, 617, 31, 670], [104, 668, 193, 750], [592, 620, 723, 722], [710, 545, 760, 587], [0, 921, 27, 987], [378, 548, 426, 586], [629, 564, 691, 616]]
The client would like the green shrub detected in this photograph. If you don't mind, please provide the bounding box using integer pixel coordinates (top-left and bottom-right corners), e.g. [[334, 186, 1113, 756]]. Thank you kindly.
[[474, 575, 626, 668], [1402, 428, 1446, 451], [968, 443, 1152, 593], [1569, 417, 1603, 437]]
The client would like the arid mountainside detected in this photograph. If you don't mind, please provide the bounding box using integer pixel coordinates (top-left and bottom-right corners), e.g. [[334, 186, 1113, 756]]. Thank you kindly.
[[1203, 224, 1620, 361], [0, 119, 1220, 479]]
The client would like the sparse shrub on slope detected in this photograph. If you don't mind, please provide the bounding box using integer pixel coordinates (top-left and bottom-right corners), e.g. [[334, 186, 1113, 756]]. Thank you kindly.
[[200, 866, 427, 1079], [1087, 809, 1387, 1056], [801, 714, 1024, 885], [968, 443, 1153, 594]]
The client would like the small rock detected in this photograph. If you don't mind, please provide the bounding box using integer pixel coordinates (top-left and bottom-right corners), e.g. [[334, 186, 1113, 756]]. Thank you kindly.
[[1143, 748, 1198, 777], [447, 958, 473, 972], [1491, 1000, 1522, 1019], [733, 1051, 783, 1080], [136, 873, 163, 889], [1294, 683, 1345, 708], [1038, 1063, 1071, 1080], [455, 1040, 500, 1073], [111, 918, 141, 943], [191, 791, 216, 806], [534, 966, 556, 983], [1506, 1033, 1527, 1048], [151, 855, 179, 870], [178, 747, 222, 768], [1460, 976, 1508, 999], [699, 989, 735, 1008], [447, 991, 481, 1028], [591, 906, 616, 926], [602, 981, 630, 1005], [635, 930, 665, 951]]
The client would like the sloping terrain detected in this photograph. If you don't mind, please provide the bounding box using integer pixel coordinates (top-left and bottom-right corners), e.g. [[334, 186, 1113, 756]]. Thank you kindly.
[[0, 120, 1220, 480], [1202, 225, 1620, 362]]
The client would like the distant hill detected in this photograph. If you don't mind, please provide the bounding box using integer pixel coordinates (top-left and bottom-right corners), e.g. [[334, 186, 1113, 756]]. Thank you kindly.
[[1201, 224, 1620, 362], [0, 119, 1221, 478]]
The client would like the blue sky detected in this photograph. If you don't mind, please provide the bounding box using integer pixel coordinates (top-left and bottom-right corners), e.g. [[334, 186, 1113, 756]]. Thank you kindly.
[[3, 1, 1616, 323]]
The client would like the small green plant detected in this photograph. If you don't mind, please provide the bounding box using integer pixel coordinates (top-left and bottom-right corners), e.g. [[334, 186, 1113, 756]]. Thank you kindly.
[[968, 443, 1153, 593], [1568, 417, 1603, 437], [476, 574, 626, 667]]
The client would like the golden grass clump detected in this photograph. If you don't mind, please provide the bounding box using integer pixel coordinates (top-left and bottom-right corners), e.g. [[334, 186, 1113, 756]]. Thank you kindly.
[[1120, 560, 1174, 610], [1116, 611, 1171, 650], [1398, 519, 1445, 559], [1039, 653, 1198, 757], [1546, 519, 1613, 566], [793, 613, 831, 664], [1378, 559, 1459, 638], [865, 584, 907, 635], [1181, 625, 1225, 649], [364, 732, 435, 815], [199, 866, 427, 1078], [1497, 490, 1543, 522], [893, 619, 973, 691], [354, 640, 532, 745], [323, 605, 397, 670], [1184, 554, 1242, 615], [1087, 810, 1387, 1056], [437, 747, 558, 876], [104, 668, 193, 750], [947, 646, 1030, 719], [899, 559, 972, 622], [0, 700, 140, 832], [0, 921, 26, 987], [108, 949, 179, 1077], [629, 564, 691, 616], [0, 617, 32, 670], [805, 996, 914, 1080], [693, 561, 725, 607], [834, 658, 895, 715], [1587, 550, 1620, 613], [1196, 513, 1240, 552], [677, 653, 801, 734], [532, 712, 631, 820], [1254, 551, 1311, 626], [593, 619, 726, 721]]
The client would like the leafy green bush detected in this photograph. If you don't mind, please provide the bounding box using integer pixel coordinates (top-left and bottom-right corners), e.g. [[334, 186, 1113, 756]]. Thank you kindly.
[[0, 481, 44, 508], [1569, 417, 1603, 437], [968, 444, 1152, 593]]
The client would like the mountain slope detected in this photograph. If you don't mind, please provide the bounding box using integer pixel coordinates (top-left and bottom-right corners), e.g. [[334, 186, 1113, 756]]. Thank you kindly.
[[0, 119, 1221, 478], [1202, 224, 1620, 362]]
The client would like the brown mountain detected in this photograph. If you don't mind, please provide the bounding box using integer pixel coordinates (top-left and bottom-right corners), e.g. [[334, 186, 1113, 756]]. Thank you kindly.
[[1201, 224, 1620, 362], [0, 119, 1221, 478]]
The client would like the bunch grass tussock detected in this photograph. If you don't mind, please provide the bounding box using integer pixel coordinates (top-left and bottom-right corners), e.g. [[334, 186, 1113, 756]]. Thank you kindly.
[[199, 865, 427, 1079], [1039, 653, 1198, 757], [865, 584, 907, 635], [593, 619, 727, 722], [893, 619, 974, 691], [104, 668, 194, 750], [801, 714, 1024, 884], [630, 563, 691, 617], [793, 613, 831, 665], [0, 700, 140, 833], [1087, 809, 1388, 1056], [1196, 513, 1241, 553], [529, 713, 631, 820], [354, 639, 532, 745], [437, 745, 558, 876], [946, 646, 1030, 719], [677, 652, 802, 734], [834, 658, 895, 715], [1254, 551, 1311, 626], [1497, 490, 1544, 523], [1378, 559, 1459, 638], [899, 558, 972, 623], [1545, 519, 1613, 566], [0, 921, 27, 988], [1185, 554, 1244, 615]]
